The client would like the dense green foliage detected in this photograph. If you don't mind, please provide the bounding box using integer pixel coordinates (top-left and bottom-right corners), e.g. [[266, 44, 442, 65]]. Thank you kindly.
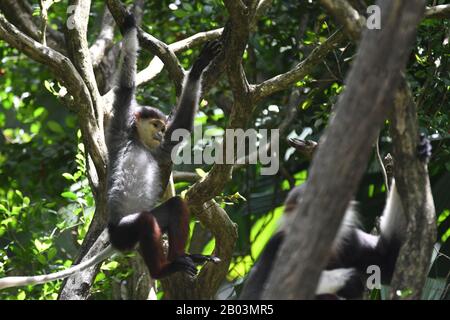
[[0, 0, 449, 300]]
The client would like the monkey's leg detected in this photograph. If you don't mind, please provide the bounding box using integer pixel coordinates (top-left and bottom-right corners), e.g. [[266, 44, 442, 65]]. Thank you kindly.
[[108, 214, 140, 251], [109, 213, 197, 279], [151, 197, 220, 264], [137, 213, 197, 278], [148, 197, 189, 261]]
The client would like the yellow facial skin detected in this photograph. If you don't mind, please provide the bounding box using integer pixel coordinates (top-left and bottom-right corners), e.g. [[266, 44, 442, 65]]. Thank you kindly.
[[136, 118, 167, 149]]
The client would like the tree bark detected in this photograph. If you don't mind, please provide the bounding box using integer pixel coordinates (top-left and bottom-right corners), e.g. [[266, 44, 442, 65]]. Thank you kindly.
[[389, 81, 436, 299], [263, 0, 426, 299]]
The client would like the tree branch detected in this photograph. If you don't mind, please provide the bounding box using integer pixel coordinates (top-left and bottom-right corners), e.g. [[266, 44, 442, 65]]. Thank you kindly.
[[0, 12, 111, 299], [251, 31, 346, 102], [186, 1, 258, 206], [136, 28, 223, 87], [163, 1, 259, 298], [320, 0, 438, 298], [0, 0, 66, 54], [160, 201, 238, 299], [138, 31, 185, 94], [389, 80, 437, 299], [58, 230, 110, 300], [263, 0, 426, 299], [58, 0, 110, 300], [90, 6, 115, 68], [318, 0, 365, 40], [173, 171, 201, 183], [425, 5, 450, 19], [66, 0, 107, 134], [106, 0, 185, 94], [0, 14, 104, 176]]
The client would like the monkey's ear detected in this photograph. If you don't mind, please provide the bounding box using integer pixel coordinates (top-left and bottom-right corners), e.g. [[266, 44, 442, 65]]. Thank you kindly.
[[134, 112, 141, 120]]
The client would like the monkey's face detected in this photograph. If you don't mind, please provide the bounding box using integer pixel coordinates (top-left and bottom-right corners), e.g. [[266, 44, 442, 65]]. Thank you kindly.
[[136, 117, 167, 149]]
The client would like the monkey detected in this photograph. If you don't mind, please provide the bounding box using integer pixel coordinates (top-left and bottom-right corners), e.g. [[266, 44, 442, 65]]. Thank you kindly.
[[239, 135, 432, 300], [105, 14, 222, 279], [0, 13, 222, 290]]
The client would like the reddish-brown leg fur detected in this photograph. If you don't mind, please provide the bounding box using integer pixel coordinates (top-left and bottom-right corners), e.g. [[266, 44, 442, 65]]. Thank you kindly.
[[108, 197, 215, 279]]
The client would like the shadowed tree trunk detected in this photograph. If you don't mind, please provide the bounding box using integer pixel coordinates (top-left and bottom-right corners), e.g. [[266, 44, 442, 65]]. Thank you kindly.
[[0, 0, 443, 300], [263, 0, 427, 300]]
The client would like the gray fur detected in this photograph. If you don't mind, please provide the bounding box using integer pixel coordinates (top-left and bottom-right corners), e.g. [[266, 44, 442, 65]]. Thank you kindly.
[[316, 268, 357, 295], [242, 179, 407, 299], [379, 180, 406, 243], [107, 22, 204, 224], [119, 28, 138, 89]]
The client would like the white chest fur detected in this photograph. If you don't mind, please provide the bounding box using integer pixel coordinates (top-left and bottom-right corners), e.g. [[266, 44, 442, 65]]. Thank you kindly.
[[108, 145, 162, 218]]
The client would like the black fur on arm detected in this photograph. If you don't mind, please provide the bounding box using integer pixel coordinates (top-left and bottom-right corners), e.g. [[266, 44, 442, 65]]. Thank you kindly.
[[161, 40, 222, 152], [111, 13, 138, 131], [189, 40, 222, 80], [119, 13, 137, 35]]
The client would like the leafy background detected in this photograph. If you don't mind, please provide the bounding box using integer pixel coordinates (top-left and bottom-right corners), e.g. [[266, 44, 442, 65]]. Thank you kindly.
[[0, 0, 449, 300]]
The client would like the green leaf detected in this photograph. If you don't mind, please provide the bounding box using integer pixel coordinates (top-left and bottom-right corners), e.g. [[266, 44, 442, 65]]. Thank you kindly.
[[61, 191, 77, 200], [34, 239, 52, 252], [182, 3, 193, 11], [204, 127, 224, 137], [47, 248, 57, 261], [37, 254, 47, 265], [33, 107, 46, 118], [47, 121, 64, 134], [301, 99, 312, 110], [15, 190, 23, 198], [17, 291, 26, 300], [73, 171, 82, 180], [101, 261, 118, 271], [195, 168, 207, 178], [44, 80, 56, 94], [173, 10, 186, 18], [62, 173, 74, 181], [23, 197, 30, 206], [95, 272, 106, 282], [30, 122, 41, 134]]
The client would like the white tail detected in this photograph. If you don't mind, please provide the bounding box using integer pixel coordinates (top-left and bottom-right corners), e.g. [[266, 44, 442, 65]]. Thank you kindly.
[[0, 245, 114, 290]]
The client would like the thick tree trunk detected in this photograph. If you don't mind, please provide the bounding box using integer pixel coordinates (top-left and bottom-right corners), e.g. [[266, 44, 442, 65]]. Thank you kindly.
[[389, 81, 436, 299], [263, 0, 426, 299]]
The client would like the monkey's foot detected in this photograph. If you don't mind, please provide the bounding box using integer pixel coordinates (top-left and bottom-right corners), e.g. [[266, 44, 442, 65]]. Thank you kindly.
[[187, 253, 221, 264], [172, 256, 197, 277], [417, 133, 432, 163]]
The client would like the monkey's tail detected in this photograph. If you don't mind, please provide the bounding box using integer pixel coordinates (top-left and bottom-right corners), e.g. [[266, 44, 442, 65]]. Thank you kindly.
[[0, 245, 115, 290], [376, 180, 406, 283]]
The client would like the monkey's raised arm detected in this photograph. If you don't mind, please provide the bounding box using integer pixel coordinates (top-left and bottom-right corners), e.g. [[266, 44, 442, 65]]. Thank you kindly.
[[161, 40, 222, 152], [110, 14, 138, 134]]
